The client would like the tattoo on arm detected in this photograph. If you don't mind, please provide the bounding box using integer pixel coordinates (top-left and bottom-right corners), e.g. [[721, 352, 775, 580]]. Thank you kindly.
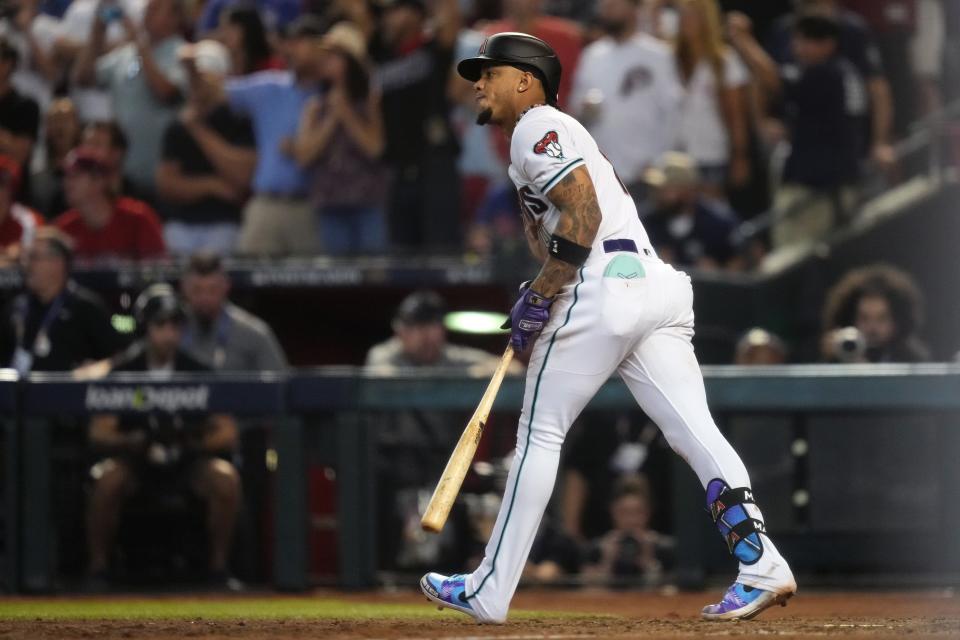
[[530, 166, 602, 297]]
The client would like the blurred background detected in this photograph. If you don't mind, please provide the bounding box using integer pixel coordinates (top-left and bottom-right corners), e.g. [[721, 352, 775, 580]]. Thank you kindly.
[[0, 0, 958, 595]]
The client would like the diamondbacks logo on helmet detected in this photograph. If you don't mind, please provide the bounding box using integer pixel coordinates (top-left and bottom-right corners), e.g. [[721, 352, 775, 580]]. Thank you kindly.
[[534, 131, 564, 160]]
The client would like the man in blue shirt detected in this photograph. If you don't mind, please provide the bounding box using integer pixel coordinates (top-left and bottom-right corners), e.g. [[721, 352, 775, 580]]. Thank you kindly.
[[203, 15, 325, 255]]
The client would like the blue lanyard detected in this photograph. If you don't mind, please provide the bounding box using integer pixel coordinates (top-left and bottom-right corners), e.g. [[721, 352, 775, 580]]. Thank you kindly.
[[14, 292, 66, 353]]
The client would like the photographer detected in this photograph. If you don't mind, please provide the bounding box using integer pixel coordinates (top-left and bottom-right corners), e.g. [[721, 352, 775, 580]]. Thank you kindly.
[[582, 475, 674, 587], [86, 283, 241, 589], [821, 264, 930, 363]]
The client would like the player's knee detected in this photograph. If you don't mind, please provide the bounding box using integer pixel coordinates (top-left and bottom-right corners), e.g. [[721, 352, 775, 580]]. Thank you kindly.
[[202, 459, 241, 502], [91, 459, 133, 501]]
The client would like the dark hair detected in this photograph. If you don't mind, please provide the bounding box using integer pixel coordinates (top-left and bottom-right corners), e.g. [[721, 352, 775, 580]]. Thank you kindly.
[[822, 264, 925, 341], [793, 12, 841, 41], [84, 121, 128, 152], [222, 5, 272, 74], [515, 64, 557, 107], [612, 475, 652, 505], [336, 49, 371, 103], [33, 227, 75, 267], [0, 37, 18, 65], [186, 251, 224, 277]]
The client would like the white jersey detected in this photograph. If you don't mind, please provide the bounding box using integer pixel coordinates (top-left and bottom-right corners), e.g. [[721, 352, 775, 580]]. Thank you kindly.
[[569, 33, 681, 184], [508, 105, 655, 264]]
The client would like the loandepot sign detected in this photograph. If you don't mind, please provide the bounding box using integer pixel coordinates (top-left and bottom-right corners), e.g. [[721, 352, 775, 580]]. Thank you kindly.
[[85, 385, 210, 412]]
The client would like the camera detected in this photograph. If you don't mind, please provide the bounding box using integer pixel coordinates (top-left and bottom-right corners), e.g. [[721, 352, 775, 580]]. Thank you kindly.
[[831, 326, 866, 363]]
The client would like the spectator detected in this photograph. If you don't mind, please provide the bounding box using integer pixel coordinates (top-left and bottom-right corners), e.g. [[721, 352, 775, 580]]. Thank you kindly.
[[156, 40, 254, 255], [582, 475, 673, 586], [840, 0, 926, 134], [55, 149, 166, 261], [196, 0, 301, 37], [80, 120, 140, 200], [734, 327, 788, 365], [73, 0, 189, 199], [909, 0, 945, 118], [0, 37, 40, 177], [0, 154, 43, 264], [761, 13, 867, 249], [372, 0, 462, 250], [287, 22, 387, 256], [217, 5, 284, 76], [483, 0, 583, 107], [180, 252, 287, 370], [0, 226, 123, 374], [86, 283, 241, 589], [766, 0, 896, 171], [642, 151, 741, 270], [673, 0, 752, 195], [222, 14, 325, 256], [0, 0, 59, 112], [52, 0, 147, 121], [570, 0, 681, 197], [366, 289, 509, 373], [29, 97, 81, 218], [821, 263, 929, 363], [365, 289, 514, 570]]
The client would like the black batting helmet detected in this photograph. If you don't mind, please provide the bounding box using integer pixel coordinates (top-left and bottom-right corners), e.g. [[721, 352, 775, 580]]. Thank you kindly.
[[457, 32, 561, 105], [133, 283, 186, 331]]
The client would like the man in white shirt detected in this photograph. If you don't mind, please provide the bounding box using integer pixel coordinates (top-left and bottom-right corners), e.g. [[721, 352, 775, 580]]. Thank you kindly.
[[569, 0, 681, 195]]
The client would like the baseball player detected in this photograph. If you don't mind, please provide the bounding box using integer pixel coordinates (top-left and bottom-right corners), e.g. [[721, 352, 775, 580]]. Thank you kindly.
[[420, 32, 796, 623]]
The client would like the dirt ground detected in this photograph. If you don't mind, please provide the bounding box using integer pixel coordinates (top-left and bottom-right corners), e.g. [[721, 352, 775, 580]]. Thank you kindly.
[[1, 590, 957, 640]]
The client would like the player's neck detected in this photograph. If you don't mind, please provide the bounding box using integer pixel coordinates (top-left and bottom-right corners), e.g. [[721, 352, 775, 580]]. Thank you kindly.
[[505, 100, 547, 137], [610, 22, 636, 43]]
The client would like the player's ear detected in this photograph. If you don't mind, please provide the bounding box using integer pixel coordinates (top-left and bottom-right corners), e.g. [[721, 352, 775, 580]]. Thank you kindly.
[[517, 70, 532, 95]]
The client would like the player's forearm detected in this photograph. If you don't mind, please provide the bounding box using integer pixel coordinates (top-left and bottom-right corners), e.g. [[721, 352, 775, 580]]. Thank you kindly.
[[531, 167, 601, 297]]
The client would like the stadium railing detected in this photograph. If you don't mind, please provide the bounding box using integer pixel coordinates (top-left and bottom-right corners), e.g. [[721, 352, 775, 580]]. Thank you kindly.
[[2, 364, 959, 593]]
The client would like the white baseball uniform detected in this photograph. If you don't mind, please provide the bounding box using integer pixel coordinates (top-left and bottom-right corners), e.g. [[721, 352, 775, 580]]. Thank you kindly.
[[569, 33, 682, 185], [463, 105, 794, 623]]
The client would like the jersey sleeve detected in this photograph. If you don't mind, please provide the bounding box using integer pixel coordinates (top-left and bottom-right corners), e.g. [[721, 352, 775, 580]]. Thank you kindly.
[[511, 116, 585, 195]]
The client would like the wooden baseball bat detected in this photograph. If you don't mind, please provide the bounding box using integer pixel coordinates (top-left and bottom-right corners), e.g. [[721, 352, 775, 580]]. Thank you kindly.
[[421, 344, 515, 533]]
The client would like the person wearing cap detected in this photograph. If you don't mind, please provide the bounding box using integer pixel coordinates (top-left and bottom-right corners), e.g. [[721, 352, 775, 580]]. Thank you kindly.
[[72, 0, 189, 198], [211, 14, 327, 256], [0, 226, 123, 374], [734, 328, 788, 365], [54, 148, 166, 261], [642, 151, 741, 271], [86, 282, 242, 590], [156, 40, 255, 255], [365, 288, 515, 571], [371, 0, 462, 250], [0, 36, 40, 174], [365, 289, 508, 372], [0, 154, 43, 264], [284, 21, 387, 256]]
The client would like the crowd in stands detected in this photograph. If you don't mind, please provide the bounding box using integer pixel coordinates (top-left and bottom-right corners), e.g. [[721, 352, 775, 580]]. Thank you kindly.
[[0, 0, 953, 269]]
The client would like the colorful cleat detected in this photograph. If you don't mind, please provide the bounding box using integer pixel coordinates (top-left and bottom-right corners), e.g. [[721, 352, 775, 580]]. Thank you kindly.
[[701, 582, 794, 621], [420, 573, 479, 621]]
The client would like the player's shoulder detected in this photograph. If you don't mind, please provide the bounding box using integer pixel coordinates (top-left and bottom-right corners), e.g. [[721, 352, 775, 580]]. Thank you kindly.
[[580, 36, 614, 62], [511, 107, 579, 154]]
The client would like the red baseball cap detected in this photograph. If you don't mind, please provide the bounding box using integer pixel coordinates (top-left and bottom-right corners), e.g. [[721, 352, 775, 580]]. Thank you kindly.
[[64, 148, 111, 175], [0, 155, 21, 191]]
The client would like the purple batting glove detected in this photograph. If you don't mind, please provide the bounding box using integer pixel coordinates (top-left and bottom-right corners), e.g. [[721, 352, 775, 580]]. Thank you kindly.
[[502, 288, 554, 352]]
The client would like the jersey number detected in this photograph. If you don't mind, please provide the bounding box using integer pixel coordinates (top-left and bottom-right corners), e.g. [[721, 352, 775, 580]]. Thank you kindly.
[[518, 185, 548, 220]]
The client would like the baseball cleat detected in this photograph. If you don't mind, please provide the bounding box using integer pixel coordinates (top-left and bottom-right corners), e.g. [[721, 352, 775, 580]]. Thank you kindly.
[[701, 582, 795, 621], [420, 573, 479, 621]]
